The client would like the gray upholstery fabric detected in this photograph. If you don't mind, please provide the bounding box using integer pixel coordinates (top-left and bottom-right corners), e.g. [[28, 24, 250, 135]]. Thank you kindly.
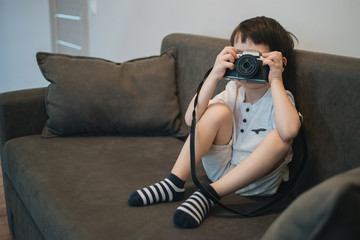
[[290, 51, 360, 191], [161, 34, 229, 131], [3, 136, 278, 240], [0, 88, 47, 154], [37, 48, 185, 137], [262, 168, 360, 240], [3, 177, 45, 240]]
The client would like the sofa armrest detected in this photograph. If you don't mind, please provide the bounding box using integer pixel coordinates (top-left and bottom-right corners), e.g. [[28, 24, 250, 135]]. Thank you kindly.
[[261, 168, 360, 240], [0, 88, 47, 154]]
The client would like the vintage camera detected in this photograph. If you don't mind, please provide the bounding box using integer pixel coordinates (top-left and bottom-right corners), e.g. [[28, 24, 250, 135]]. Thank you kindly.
[[224, 50, 269, 84]]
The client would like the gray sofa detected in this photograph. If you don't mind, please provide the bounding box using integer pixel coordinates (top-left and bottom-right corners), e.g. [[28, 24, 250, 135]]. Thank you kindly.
[[1, 33, 359, 240]]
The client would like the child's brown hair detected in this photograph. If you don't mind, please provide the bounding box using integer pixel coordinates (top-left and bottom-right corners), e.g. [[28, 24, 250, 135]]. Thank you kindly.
[[231, 16, 298, 61]]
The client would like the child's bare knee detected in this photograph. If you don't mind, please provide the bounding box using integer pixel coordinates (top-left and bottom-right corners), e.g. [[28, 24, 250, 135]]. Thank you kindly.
[[206, 103, 232, 125], [197, 103, 233, 145]]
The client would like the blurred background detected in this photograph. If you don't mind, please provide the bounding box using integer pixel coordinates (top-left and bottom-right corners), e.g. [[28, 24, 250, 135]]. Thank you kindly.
[[1, 0, 359, 93]]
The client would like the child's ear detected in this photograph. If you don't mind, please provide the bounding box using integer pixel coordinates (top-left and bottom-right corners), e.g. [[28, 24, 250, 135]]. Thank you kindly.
[[282, 57, 288, 67]]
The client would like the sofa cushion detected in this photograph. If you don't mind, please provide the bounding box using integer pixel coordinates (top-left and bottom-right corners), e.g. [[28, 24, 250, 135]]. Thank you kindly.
[[3, 135, 279, 240], [36, 48, 185, 137], [262, 168, 360, 240]]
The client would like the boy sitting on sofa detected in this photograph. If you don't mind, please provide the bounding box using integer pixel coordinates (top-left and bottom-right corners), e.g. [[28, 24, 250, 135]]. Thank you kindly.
[[128, 16, 301, 228]]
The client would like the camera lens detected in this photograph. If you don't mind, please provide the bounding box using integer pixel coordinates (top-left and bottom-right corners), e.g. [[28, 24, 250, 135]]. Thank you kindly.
[[236, 55, 260, 78]]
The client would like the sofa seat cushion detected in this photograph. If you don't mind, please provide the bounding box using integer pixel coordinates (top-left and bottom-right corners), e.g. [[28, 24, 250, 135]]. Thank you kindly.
[[3, 135, 279, 240]]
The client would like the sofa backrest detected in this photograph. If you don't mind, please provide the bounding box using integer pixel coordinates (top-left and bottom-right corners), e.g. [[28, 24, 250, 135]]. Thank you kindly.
[[161, 33, 360, 191], [161, 33, 229, 119]]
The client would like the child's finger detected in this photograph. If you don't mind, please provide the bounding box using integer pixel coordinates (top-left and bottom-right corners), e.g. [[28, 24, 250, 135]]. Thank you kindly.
[[221, 47, 238, 59], [224, 53, 236, 63]]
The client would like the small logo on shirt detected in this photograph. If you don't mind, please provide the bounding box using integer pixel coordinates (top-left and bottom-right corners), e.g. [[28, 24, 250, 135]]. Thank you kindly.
[[252, 128, 267, 134]]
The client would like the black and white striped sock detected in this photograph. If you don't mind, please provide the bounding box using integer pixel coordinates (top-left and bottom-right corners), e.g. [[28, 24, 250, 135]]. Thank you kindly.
[[173, 185, 219, 228], [128, 173, 185, 206]]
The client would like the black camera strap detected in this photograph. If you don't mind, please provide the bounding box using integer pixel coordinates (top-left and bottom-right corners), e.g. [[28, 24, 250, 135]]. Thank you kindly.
[[190, 68, 307, 216]]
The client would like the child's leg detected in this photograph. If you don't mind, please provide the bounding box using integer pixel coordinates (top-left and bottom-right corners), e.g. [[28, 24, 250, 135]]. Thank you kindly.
[[174, 129, 291, 228], [171, 103, 233, 181], [211, 130, 291, 197], [128, 103, 233, 206]]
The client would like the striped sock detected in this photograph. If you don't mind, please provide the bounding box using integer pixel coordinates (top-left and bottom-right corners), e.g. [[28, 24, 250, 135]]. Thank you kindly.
[[173, 185, 219, 228], [128, 173, 185, 206]]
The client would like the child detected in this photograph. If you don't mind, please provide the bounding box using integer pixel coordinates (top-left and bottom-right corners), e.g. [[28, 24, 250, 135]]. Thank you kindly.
[[128, 16, 301, 228]]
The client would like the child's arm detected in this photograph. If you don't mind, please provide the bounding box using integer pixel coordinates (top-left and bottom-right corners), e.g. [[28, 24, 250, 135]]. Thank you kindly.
[[262, 52, 301, 142], [184, 47, 238, 126]]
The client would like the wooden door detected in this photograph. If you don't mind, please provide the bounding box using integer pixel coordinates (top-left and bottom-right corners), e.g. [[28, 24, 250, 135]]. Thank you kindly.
[[49, 0, 89, 55]]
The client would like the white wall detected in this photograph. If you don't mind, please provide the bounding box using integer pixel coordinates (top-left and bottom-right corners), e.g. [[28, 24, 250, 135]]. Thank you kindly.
[[1, 0, 359, 93], [0, 0, 52, 93], [88, 0, 360, 62]]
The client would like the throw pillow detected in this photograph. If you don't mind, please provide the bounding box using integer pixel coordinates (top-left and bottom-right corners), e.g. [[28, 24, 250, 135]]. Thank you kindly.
[[37, 48, 185, 137]]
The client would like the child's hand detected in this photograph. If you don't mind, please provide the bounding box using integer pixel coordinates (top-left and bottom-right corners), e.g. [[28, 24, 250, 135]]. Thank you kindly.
[[210, 46, 238, 81], [262, 52, 287, 84]]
